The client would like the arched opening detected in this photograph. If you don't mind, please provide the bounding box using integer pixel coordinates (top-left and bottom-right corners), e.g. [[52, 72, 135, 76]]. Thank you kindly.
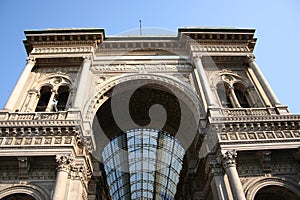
[[216, 83, 233, 108], [254, 185, 300, 200], [92, 81, 198, 200], [234, 83, 250, 108], [2, 193, 36, 200], [35, 86, 52, 112], [56, 85, 70, 111]]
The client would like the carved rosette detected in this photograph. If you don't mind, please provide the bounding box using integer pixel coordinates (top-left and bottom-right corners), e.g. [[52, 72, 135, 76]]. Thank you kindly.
[[56, 154, 74, 172], [221, 150, 237, 169]]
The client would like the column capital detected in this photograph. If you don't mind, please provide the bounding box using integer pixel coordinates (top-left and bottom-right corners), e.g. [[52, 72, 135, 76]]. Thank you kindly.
[[56, 154, 74, 172], [221, 150, 237, 169], [26, 57, 36, 65]]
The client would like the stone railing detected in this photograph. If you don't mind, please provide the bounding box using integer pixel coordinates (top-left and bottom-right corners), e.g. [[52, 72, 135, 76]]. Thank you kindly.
[[221, 107, 277, 116], [0, 110, 82, 122], [207, 107, 300, 124]]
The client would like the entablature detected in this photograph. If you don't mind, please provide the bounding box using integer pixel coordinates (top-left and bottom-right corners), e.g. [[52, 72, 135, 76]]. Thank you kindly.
[[0, 110, 95, 152], [24, 28, 104, 54]]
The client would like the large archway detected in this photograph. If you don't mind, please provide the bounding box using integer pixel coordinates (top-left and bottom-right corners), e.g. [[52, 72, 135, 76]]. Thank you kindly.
[[254, 185, 300, 200], [92, 80, 201, 199]]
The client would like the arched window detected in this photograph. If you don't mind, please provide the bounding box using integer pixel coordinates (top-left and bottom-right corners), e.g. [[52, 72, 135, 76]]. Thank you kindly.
[[56, 86, 70, 111], [216, 83, 233, 108], [35, 86, 52, 112], [234, 83, 250, 108]]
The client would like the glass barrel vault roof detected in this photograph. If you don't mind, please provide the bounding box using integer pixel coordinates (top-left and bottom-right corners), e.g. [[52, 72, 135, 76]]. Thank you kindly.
[[102, 129, 185, 200]]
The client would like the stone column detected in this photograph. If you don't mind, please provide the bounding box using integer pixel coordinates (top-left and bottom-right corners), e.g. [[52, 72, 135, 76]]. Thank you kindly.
[[228, 86, 241, 108], [247, 55, 280, 106], [193, 56, 215, 107], [46, 89, 57, 112], [221, 150, 246, 200], [53, 155, 73, 200], [23, 89, 39, 112], [206, 154, 229, 200], [4, 57, 36, 111], [73, 56, 92, 109]]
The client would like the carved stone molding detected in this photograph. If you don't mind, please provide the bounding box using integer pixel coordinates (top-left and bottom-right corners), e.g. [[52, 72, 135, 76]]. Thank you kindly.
[[221, 150, 237, 169]]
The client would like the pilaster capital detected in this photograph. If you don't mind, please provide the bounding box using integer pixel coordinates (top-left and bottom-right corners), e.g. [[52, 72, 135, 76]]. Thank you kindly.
[[26, 57, 36, 65], [221, 150, 237, 169], [246, 54, 256, 63], [205, 154, 224, 176], [56, 154, 74, 172]]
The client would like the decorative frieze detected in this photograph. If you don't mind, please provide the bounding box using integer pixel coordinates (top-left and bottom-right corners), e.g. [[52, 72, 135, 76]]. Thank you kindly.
[[218, 130, 300, 142], [32, 46, 93, 54], [210, 112, 300, 123], [191, 45, 250, 52], [91, 63, 193, 73], [0, 136, 75, 146]]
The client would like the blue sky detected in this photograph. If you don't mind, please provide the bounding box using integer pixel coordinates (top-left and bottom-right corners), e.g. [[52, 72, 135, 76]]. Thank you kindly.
[[0, 0, 299, 112]]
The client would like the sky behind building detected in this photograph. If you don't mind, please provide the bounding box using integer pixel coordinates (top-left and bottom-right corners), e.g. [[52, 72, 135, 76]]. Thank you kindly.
[[0, 0, 299, 112]]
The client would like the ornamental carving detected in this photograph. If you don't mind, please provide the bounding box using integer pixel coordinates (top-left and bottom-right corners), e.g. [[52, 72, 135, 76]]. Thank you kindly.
[[221, 150, 237, 169], [56, 154, 74, 172]]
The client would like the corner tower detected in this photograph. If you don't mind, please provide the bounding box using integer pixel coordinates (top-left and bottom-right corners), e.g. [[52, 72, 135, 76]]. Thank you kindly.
[[0, 27, 299, 200]]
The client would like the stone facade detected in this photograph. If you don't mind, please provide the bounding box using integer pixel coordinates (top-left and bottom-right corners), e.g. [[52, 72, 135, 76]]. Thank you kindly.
[[0, 27, 299, 200]]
